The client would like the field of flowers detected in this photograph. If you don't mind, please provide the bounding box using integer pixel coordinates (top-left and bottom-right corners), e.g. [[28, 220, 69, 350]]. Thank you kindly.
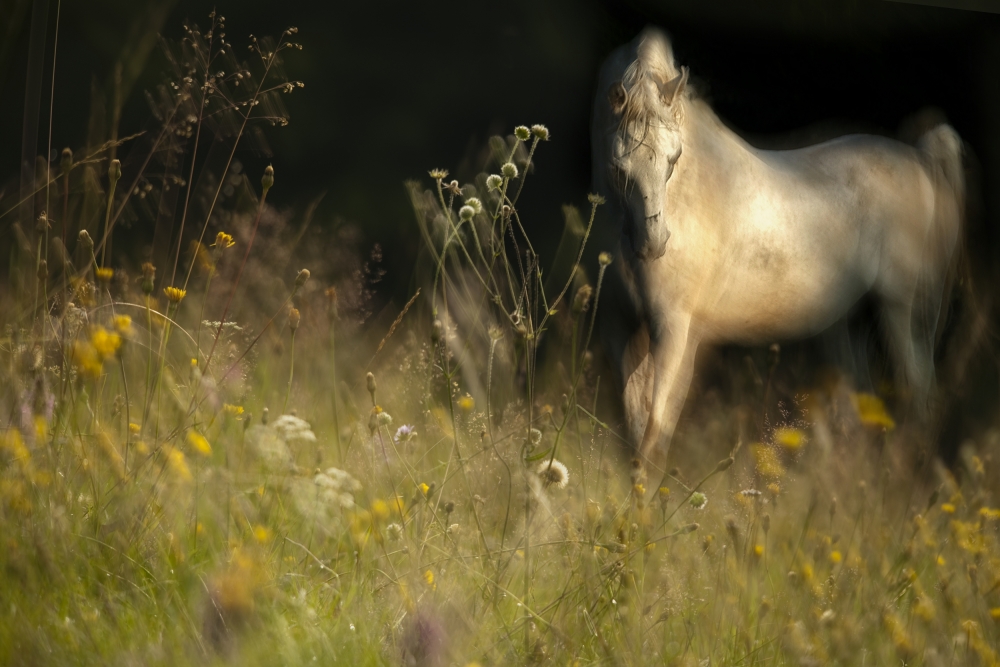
[[2, 13, 1000, 667]]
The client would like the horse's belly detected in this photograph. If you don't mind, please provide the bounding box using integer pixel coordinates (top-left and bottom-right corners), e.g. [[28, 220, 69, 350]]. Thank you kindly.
[[696, 262, 870, 346]]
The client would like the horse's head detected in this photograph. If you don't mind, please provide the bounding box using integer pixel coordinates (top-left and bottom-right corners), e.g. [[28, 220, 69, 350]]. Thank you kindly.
[[600, 28, 688, 261]]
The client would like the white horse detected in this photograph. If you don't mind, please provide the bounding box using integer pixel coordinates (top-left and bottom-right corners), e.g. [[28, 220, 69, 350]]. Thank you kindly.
[[592, 28, 964, 466]]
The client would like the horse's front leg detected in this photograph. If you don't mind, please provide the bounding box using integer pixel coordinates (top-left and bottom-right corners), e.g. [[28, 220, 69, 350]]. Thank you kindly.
[[638, 313, 699, 469]]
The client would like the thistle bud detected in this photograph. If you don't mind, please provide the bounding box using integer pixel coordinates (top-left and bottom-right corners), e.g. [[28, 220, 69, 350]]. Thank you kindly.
[[295, 268, 310, 288], [78, 229, 94, 254], [598, 251, 613, 267], [262, 165, 274, 194], [486, 174, 503, 191], [288, 307, 301, 332], [514, 126, 531, 141], [501, 162, 518, 179], [714, 456, 735, 473], [37, 260, 48, 282], [587, 193, 606, 206], [459, 205, 475, 221], [108, 159, 121, 184], [530, 124, 550, 141], [60, 147, 73, 175], [501, 204, 511, 219], [366, 372, 377, 406], [141, 262, 156, 295]]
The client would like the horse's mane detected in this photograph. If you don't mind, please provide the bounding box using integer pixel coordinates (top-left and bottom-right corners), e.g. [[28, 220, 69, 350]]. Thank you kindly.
[[613, 29, 689, 148]]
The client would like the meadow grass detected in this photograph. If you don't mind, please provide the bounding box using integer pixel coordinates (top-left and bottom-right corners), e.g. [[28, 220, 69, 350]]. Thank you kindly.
[[3, 13, 1000, 667]]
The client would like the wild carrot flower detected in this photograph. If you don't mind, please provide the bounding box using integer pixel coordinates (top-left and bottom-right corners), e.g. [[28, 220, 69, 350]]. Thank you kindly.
[[394, 425, 416, 444], [386, 523, 403, 541]]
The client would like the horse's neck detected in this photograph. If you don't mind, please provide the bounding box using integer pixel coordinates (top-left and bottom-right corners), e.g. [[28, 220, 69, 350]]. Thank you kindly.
[[683, 100, 751, 172]]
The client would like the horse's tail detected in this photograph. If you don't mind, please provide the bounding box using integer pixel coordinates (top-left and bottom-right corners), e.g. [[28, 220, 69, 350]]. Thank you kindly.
[[917, 123, 967, 354], [918, 123, 965, 214]]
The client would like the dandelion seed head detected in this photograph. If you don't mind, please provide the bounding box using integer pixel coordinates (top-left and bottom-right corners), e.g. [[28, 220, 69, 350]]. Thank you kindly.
[[536, 459, 569, 489]]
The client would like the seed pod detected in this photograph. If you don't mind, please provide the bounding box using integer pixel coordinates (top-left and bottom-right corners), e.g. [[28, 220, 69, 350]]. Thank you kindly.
[[288, 307, 301, 332], [262, 165, 274, 194], [366, 372, 377, 406], [60, 147, 73, 175], [108, 159, 121, 184], [295, 268, 310, 288]]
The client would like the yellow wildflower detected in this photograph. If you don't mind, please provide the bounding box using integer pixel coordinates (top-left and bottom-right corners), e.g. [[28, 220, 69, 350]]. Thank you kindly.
[[418, 482, 430, 498], [95, 267, 114, 282], [113, 314, 132, 335], [186, 430, 212, 457], [754, 544, 764, 558], [980, 507, 1000, 521], [90, 328, 121, 358], [457, 394, 475, 413], [165, 446, 192, 482], [423, 569, 436, 590], [915, 596, 936, 622], [851, 393, 895, 430], [830, 550, 842, 564], [990, 608, 1000, 621], [751, 444, 785, 480], [163, 286, 186, 304], [774, 427, 806, 452], [224, 404, 245, 416], [253, 525, 272, 543], [942, 503, 956, 514], [371, 499, 390, 523], [212, 231, 236, 248]]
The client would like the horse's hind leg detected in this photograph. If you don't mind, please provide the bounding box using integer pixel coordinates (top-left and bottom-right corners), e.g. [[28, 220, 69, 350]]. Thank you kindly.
[[882, 298, 935, 417]]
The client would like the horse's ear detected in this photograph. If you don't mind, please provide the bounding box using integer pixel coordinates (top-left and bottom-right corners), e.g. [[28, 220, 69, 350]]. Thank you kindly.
[[609, 81, 627, 115], [656, 66, 688, 106]]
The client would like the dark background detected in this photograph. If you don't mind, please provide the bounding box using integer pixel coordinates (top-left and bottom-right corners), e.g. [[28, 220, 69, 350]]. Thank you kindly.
[[2, 0, 999, 444]]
